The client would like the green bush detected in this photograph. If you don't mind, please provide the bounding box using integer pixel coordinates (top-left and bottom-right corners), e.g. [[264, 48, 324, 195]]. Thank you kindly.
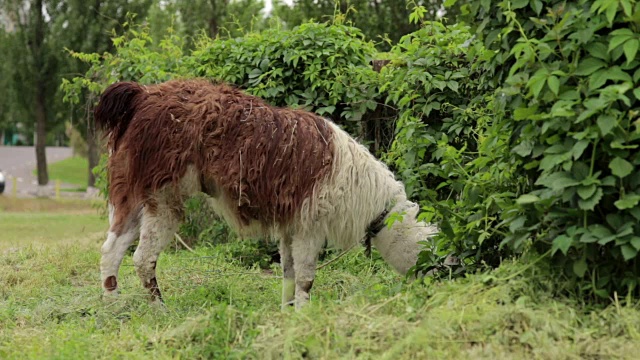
[[379, 18, 522, 276], [190, 21, 379, 133], [63, 3, 640, 300], [381, 22, 494, 200], [179, 194, 234, 248], [449, 0, 640, 297]]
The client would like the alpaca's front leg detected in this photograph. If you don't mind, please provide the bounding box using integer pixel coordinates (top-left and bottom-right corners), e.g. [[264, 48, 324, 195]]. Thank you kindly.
[[280, 236, 295, 308], [291, 235, 323, 309]]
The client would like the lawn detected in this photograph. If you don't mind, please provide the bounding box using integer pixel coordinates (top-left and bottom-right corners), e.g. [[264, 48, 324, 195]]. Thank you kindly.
[[0, 197, 106, 250], [36, 156, 89, 191], [1, 199, 640, 359]]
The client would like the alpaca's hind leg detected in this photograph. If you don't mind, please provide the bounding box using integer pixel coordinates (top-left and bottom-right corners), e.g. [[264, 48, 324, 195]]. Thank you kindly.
[[280, 235, 295, 308], [133, 205, 179, 304], [291, 234, 324, 309], [100, 204, 140, 297]]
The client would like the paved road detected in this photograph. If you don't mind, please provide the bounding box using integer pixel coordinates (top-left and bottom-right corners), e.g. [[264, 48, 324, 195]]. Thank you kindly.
[[0, 146, 74, 197]]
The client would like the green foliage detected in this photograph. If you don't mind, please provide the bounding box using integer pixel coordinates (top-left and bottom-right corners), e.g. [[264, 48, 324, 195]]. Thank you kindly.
[[380, 19, 521, 275], [60, 0, 640, 300], [382, 22, 492, 199], [191, 21, 379, 128], [179, 194, 234, 248], [505, 0, 640, 298], [444, 0, 640, 298], [272, 0, 450, 50], [222, 239, 280, 270]]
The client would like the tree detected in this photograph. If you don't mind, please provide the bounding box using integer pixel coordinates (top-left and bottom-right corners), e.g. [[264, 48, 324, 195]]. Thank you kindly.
[[32, 0, 49, 187], [54, 0, 153, 188], [170, 0, 266, 46], [272, 0, 446, 49], [1, 0, 62, 191], [0, 28, 13, 139]]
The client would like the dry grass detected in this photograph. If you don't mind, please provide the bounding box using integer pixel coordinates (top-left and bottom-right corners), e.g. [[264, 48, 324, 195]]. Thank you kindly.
[[0, 196, 99, 213]]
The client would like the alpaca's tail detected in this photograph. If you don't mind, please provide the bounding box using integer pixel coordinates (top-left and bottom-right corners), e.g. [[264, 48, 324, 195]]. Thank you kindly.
[[371, 200, 438, 275], [94, 81, 144, 150]]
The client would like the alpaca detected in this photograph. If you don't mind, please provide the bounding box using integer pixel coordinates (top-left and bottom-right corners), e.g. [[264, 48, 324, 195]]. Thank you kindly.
[[95, 79, 437, 309]]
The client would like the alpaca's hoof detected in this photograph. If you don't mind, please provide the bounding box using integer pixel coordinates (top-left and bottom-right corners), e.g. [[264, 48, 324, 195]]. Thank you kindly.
[[102, 290, 119, 302], [149, 298, 167, 312], [281, 300, 295, 312], [294, 295, 310, 311]]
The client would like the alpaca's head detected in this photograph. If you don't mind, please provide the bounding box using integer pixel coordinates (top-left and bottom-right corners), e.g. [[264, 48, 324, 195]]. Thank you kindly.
[[371, 200, 438, 275]]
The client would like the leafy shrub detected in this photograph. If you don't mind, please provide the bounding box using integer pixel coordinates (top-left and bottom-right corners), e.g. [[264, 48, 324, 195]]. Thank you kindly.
[[449, 0, 640, 298], [379, 18, 522, 275], [190, 21, 380, 133], [61, 18, 191, 106], [381, 22, 493, 199], [179, 194, 234, 248], [221, 240, 280, 270]]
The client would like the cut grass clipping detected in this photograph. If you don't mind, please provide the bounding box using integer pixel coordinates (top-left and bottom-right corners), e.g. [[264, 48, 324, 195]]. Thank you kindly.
[[2, 199, 640, 358], [34, 156, 89, 191]]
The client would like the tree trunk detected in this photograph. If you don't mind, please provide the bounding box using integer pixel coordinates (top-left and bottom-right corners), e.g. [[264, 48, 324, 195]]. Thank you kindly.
[[33, 0, 48, 186], [35, 86, 48, 185], [208, 0, 229, 38], [208, 0, 220, 38], [86, 0, 103, 189], [208, 14, 219, 38], [339, 0, 348, 14], [87, 120, 99, 188]]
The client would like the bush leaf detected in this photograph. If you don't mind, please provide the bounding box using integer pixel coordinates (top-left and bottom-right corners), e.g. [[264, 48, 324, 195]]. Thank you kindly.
[[547, 75, 560, 95], [573, 258, 588, 277], [623, 39, 639, 65], [552, 235, 573, 255], [516, 194, 540, 204], [621, 245, 638, 261], [575, 57, 606, 76], [609, 157, 634, 178], [614, 194, 640, 210]]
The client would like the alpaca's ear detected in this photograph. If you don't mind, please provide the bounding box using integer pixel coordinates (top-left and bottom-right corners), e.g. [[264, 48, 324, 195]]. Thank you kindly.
[[94, 81, 144, 148]]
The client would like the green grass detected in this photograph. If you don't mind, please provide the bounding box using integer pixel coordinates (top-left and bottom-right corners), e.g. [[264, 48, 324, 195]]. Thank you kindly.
[[0, 197, 105, 250], [2, 200, 640, 359], [0, 213, 106, 250], [37, 156, 89, 191]]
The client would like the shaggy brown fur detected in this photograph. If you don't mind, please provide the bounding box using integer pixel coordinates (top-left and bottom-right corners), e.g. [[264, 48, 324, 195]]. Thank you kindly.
[[95, 79, 335, 234]]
